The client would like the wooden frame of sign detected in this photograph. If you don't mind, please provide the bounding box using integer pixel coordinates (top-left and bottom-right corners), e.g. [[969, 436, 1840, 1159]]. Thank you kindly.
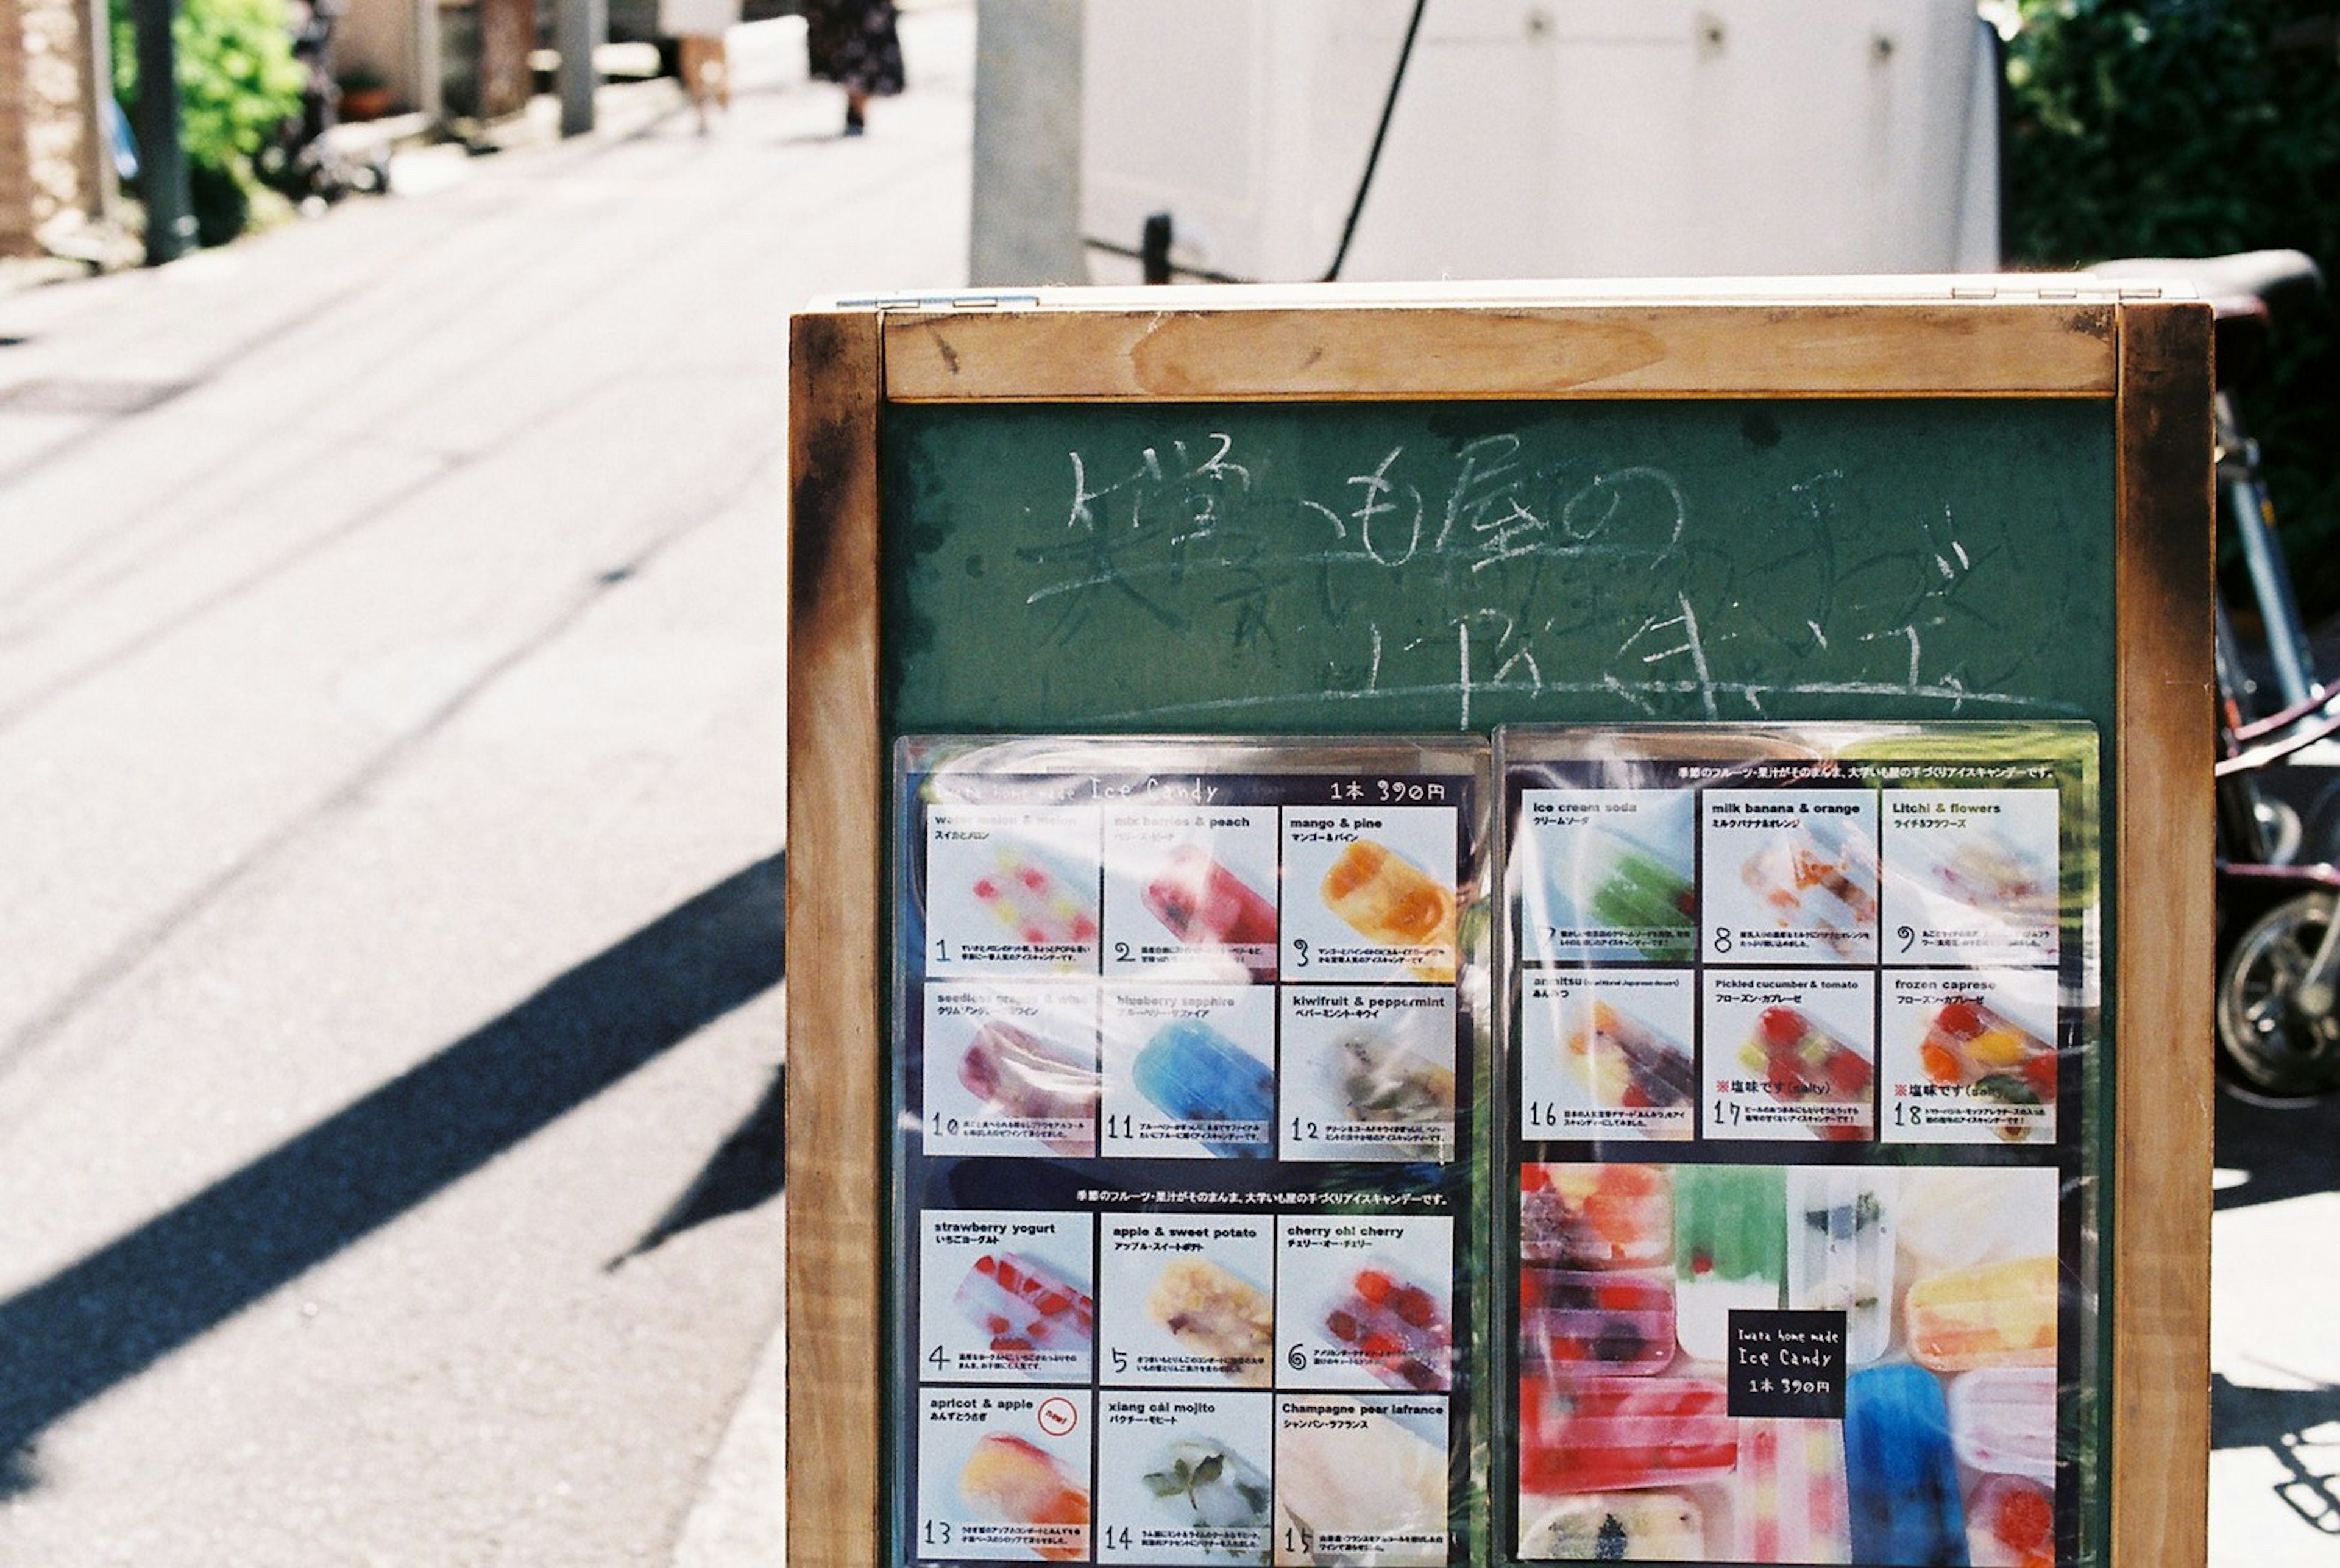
[[784, 284, 2213, 1568]]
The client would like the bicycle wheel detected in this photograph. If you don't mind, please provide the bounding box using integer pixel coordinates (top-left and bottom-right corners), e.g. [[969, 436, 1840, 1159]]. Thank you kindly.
[[2216, 891, 2340, 1096]]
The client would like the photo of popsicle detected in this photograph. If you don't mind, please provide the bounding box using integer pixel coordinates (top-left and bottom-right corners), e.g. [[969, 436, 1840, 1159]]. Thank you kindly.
[[1137, 1436, 1273, 1551], [1726, 1417, 1849, 1564], [1845, 1364, 1965, 1567], [956, 1251, 1096, 1365], [1948, 1366, 2058, 1481], [1519, 1492, 1704, 1561], [958, 1021, 1099, 1152], [1517, 1373, 1737, 1495], [959, 1433, 1091, 1562], [1274, 1399, 1447, 1566], [1673, 1163, 1785, 1363], [1918, 996, 2058, 1115], [1739, 1004, 1874, 1141], [972, 847, 1100, 949], [1147, 1258, 1273, 1388], [1521, 1163, 1673, 1271], [1519, 1266, 1675, 1379], [1133, 1019, 1275, 1158], [1331, 1028, 1456, 1133], [1897, 1166, 2056, 1272], [1144, 845, 1279, 979], [1582, 840, 1697, 962], [1324, 1265, 1452, 1392], [1319, 839, 1458, 982], [1966, 1473, 2056, 1568], [1924, 828, 2057, 924], [1566, 1000, 1694, 1114], [1785, 1166, 1897, 1366], [1906, 1255, 2058, 1372], [1739, 822, 1878, 955]]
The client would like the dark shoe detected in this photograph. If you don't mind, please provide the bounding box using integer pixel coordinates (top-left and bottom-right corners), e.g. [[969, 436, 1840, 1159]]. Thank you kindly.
[[843, 102, 865, 136]]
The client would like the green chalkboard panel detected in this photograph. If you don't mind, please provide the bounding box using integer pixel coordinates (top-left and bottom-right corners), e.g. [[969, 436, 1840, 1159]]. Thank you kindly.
[[881, 399, 2116, 737]]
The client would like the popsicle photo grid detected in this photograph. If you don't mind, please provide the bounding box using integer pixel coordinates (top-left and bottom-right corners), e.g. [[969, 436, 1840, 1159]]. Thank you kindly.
[[1513, 1159, 2065, 1564], [893, 738, 1486, 1567]]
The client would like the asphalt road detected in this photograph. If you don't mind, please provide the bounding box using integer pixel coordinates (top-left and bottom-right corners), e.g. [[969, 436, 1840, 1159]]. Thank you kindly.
[[0, 9, 970, 1562]]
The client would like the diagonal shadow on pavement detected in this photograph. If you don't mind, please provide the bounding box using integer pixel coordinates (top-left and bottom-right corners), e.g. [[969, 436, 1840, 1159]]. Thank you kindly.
[[0, 851, 786, 1498]]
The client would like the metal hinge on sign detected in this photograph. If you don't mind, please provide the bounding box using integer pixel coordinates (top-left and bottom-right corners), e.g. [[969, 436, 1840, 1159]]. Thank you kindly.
[[831, 291, 1043, 311], [1951, 281, 2174, 303]]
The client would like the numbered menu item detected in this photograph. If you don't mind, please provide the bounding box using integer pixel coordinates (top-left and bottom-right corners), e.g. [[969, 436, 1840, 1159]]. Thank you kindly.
[[1701, 789, 1880, 965], [1704, 973, 1877, 1142], [927, 804, 1105, 974], [1104, 806, 1282, 982], [1099, 984, 1277, 1161], [1514, 789, 1698, 963], [1274, 1395, 1450, 1567], [1881, 788, 2062, 967], [1096, 1393, 1274, 1564], [1282, 809, 1459, 983], [1519, 971, 1694, 1142], [1882, 970, 2058, 1145], [1280, 987, 1457, 1161], [920, 1390, 1095, 1562]]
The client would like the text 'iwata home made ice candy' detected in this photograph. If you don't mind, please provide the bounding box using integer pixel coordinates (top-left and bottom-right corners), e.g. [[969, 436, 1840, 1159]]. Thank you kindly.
[[1147, 1258, 1273, 1388], [1845, 1363, 1966, 1567], [1132, 1020, 1275, 1158], [1785, 1166, 1897, 1366], [957, 1252, 1096, 1366], [1519, 1493, 1704, 1561], [1143, 846, 1280, 979], [959, 1020, 1099, 1154], [1517, 1374, 1737, 1495], [1323, 1266, 1453, 1392], [1522, 1164, 1673, 1271], [1672, 1163, 1785, 1363], [1318, 839, 1459, 982]]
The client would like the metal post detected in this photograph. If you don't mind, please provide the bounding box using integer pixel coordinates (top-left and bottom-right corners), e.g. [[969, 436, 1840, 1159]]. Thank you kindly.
[[131, 0, 194, 261], [556, 0, 600, 137]]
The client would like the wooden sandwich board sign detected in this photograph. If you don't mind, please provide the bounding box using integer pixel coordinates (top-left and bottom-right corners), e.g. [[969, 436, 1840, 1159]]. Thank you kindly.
[[785, 282, 2212, 1568]]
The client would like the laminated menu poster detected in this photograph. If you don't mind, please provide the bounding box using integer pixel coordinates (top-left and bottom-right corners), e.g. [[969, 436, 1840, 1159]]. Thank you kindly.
[[1496, 724, 2101, 1568], [894, 736, 1489, 1567]]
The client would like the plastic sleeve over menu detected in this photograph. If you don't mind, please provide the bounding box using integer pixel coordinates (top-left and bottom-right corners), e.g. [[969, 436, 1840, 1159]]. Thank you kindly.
[[1496, 722, 2101, 1568], [890, 736, 1492, 1567]]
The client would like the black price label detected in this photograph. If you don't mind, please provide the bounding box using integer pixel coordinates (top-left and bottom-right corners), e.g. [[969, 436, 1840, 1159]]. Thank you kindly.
[[1726, 1309, 1848, 1419]]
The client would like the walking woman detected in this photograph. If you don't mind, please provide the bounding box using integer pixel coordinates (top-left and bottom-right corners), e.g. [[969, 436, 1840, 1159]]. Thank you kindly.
[[804, 0, 904, 135]]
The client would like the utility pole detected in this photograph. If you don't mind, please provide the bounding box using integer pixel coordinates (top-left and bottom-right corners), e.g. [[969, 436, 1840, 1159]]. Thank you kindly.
[[556, 0, 601, 137], [130, 0, 194, 262]]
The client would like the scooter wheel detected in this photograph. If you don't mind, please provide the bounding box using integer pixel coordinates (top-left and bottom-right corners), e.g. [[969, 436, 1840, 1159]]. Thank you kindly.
[[2217, 891, 2340, 1097]]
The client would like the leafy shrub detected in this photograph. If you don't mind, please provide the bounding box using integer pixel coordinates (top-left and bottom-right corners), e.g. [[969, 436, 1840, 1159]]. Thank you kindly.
[[2001, 0, 2340, 622], [111, 0, 308, 244]]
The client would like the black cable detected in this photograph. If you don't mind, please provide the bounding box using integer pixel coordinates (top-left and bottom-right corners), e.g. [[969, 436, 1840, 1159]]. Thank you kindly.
[[1322, 0, 1430, 283]]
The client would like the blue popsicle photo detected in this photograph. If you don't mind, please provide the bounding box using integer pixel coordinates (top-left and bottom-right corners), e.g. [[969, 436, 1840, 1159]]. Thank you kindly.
[[1132, 1020, 1274, 1158], [1845, 1363, 1969, 1565]]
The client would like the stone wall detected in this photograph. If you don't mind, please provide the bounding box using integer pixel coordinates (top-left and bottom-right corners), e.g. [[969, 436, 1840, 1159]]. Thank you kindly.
[[1, 0, 107, 257]]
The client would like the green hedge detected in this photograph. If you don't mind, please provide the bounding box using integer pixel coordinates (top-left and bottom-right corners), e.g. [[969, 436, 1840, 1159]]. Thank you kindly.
[[112, 0, 309, 245], [2002, 0, 2340, 622]]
